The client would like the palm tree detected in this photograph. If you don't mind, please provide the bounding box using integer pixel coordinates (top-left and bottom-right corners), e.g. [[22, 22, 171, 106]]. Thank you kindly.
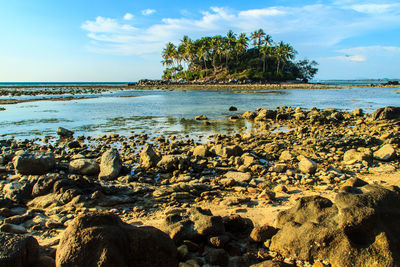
[[250, 29, 266, 48], [162, 42, 177, 67], [225, 30, 237, 68], [235, 33, 248, 58], [274, 41, 297, 74], [260, 35, 274, 73]]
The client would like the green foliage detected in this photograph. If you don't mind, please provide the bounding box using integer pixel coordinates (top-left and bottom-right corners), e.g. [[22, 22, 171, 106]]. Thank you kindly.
[[161, 29, 318, 82]]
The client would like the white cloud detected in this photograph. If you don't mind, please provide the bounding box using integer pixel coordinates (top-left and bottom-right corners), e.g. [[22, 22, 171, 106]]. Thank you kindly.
[[123, 13, 133, 20], [81, 16, 136, 33], [142, 9, 156, 16], [239, 8, 285, 17], [81, 5, 400, 56]]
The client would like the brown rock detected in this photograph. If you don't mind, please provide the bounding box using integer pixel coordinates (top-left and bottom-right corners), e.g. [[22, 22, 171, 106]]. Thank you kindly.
[[56, 213, 177, 267]]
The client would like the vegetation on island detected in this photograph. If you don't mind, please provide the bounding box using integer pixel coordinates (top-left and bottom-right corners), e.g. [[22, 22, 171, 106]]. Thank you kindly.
[[161, 29, 318, 82]]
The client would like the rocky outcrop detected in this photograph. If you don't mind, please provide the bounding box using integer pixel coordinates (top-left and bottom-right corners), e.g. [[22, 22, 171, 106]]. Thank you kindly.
[[98, 149, 122, 180], [13, 151, 55, 175], [56, 213, 178, 267], [372, 106, 400, 120], [0, 233, 39, 266], [270, 182, 400, 266]]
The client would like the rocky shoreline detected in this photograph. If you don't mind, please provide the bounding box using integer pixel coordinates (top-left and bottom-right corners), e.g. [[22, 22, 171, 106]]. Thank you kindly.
[[0, 106, 399, 266]]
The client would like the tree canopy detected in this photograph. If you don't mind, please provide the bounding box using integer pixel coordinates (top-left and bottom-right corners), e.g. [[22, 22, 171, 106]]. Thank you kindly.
[[161, 29, 318, 82]]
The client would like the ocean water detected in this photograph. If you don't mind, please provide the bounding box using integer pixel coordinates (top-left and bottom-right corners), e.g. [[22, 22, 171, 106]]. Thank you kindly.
[[0, 86, 399, 139]]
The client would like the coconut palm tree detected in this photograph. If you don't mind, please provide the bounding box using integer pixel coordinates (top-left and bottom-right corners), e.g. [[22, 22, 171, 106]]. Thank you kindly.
[[250, 29, 266, 48]]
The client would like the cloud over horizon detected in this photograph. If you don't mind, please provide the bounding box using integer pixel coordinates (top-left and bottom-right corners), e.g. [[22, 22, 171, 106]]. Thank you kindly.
[[80, 1, 400, 79]]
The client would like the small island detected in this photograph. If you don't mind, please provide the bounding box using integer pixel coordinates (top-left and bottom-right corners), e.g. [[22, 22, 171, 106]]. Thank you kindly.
[[161, 29, 318, 82]]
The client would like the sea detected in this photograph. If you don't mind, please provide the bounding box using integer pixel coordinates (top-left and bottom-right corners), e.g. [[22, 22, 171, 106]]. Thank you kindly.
[[0, 82, 399, 139]]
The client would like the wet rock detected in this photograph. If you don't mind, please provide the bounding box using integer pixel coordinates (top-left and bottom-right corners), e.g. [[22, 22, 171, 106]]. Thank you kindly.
[[373, 144, 396, 161], [352, 108, 363, 117], [229, 106, 238, 111], [224, 171, 251, 183], [242, 111, 257, 120], [0, 232, 39, 266], [98, 149, 122, 180], [69, 159, 99, 175], [270, 182, 400, 266], [298, 157, 317, 174], [56, 212, 178, 267], [343, 149, 372, 165], [56, 127, 74, 138], [157, 154, 188, 171], [194, 115, 208, 120], [255, 109, 277, 121], [140, 145, 160, 168], [372, 106, 400, 120], [13, 151, 55, 175]]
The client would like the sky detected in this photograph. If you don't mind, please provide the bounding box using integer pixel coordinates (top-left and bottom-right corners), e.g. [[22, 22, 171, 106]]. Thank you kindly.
[[0, 0, 399, 82]]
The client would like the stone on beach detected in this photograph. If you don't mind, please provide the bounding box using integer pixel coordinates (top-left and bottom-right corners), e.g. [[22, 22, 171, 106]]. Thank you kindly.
[[56, 213, 178, 267], [139, 145, 160, 168], [373, 144, 396, 161], [56, 127, 74, 138], [298, 157, 317, 174], [270, 182, 400, 266], [343, 149, 372, 165], [0, 232, 39, 266], [13, 151, 55, 175], [69, 158, 99, 175], [98, 149, 122, 180]]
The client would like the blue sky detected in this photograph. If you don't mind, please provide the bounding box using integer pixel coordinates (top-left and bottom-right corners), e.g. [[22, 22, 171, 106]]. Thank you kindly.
[[0, 0, 399, 81]]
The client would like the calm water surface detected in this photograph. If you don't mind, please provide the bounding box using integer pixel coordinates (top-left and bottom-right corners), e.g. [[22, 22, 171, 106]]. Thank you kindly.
[[0, 87, 398, 139]]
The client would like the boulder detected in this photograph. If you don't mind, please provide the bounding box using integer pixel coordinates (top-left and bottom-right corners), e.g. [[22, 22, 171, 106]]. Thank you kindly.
[[189, 207, 225, 236], [298, 157, 317, 174], [0, 232, 39, 266], [157, 154, 187, 171], [372, 106, 400, 120], [229, 106, 238, 111], [139, 146, 160, 168], [13, 151, 55, 175], [56, 213, 178, 267], [373, 144, 396, 161], [56, 127, 74, 138], [98, 149, 122, 180], [250, 225, 278, 242], [69, 159, 99, 175], [270, 182, 400, 266], [193, 145, 209, 157], [3, 182, 32, 203], [343, 149, 372, 165]]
